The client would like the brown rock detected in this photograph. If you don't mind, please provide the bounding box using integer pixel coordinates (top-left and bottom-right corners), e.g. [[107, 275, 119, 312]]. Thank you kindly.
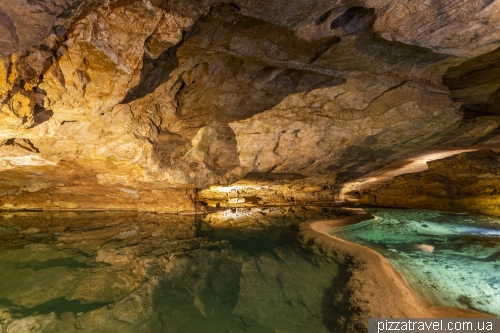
[[0, 0, 499, 213], [357, 150, 500, 215]]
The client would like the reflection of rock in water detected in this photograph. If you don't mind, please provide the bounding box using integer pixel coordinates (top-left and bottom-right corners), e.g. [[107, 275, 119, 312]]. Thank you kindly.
[[152, 245, 337, 333], [0, 207, 353, 333]]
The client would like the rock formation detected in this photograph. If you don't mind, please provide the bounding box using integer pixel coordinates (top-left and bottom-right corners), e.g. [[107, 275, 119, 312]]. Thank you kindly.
[[354, 149, 500, 216], [1, 0, 500, 214]]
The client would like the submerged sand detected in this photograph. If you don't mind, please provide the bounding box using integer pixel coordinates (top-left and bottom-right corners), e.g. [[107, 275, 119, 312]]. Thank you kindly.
[[299, 212, 491, 333]]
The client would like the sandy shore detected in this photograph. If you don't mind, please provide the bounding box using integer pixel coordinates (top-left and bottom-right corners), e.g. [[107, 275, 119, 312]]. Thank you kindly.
[[299, 212, 491, 332]]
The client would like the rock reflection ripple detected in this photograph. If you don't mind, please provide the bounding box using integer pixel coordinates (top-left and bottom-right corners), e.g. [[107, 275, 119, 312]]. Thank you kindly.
[[0, 207, 352, 333]]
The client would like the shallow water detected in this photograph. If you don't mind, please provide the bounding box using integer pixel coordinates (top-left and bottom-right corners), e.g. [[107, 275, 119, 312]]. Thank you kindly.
[[0, 207, 348, 333], [328, 209, 500, 316]]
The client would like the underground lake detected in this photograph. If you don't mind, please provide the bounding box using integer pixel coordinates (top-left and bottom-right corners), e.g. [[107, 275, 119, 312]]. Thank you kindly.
[[2, 0, 500, 331], [0, 207, 497, 332]]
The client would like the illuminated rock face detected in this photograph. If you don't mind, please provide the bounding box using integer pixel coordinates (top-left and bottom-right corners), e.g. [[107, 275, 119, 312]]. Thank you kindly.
[[1, 0, 500, 213], [354, 150, 500, 216]]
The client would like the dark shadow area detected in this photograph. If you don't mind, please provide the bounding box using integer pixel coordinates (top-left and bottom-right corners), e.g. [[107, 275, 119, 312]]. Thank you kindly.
[[198, 222, 299, 256], [309, 37, 341, 64], [30, 105, 53, 128], [320, 259, 359, 333], [326, 135, 396, 184], [443, 47, 500, 118], [315, 9, 332, 25], [330, 6, 375, 34], [200, 258, 242, 312], [243, 172, 307, 182], [0, 297, 111, 318], [121, 46, 180, 103], [0, 138, 40, 153], [1, 138, 15, 146], [150, 258, 274, 333], [204, 123, 241, 175], [0, 257, 92, 270]]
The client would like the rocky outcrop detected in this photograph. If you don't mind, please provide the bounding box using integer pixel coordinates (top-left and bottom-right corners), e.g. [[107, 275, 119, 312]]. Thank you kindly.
[[353, 149, 500, 215], [444, 47, 500, 118], [0, 0, 84, 57], [1, 0, 500, 213]]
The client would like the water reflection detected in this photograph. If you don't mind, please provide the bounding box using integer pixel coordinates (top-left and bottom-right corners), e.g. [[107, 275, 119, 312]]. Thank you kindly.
[[0, 207, 348, 333]]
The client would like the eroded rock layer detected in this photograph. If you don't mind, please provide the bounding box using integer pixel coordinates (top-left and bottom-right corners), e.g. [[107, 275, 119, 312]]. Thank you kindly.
[[1, 0, 500, 213], [355, 150, 500, 215]]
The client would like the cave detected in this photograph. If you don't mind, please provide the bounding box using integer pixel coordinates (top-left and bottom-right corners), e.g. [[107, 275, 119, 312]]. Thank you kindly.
[[0, 0, 499, 331]]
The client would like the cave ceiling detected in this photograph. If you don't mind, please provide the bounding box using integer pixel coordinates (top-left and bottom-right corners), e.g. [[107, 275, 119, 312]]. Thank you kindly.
[[1, 0, 500, 212]]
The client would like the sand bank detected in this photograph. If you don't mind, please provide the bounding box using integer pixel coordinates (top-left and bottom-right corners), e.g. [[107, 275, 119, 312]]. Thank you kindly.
[[299, 212, 491, 333]]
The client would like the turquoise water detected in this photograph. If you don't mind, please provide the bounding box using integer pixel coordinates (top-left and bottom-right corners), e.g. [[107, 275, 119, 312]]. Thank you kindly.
[[328, 209, 500, 316]]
